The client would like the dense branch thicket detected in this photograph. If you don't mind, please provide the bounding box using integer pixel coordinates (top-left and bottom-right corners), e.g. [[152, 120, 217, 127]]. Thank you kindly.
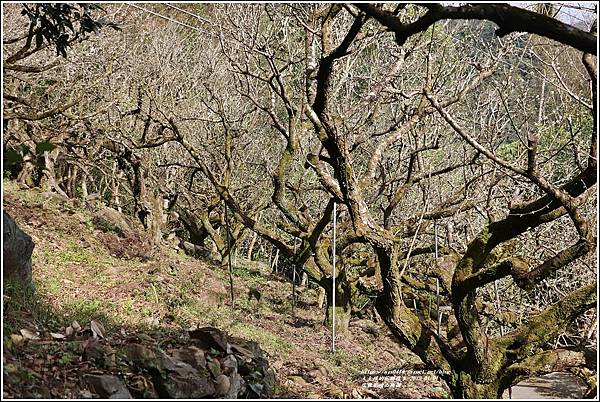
[[3, 3, 597, 398]]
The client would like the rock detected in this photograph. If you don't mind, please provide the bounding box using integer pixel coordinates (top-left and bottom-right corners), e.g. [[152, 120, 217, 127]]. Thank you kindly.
[[215, 374, 230, 396], [207, 359, 222, 378], [122, 343, 161, 369], [288, 375, 309, 387], [307, 369, 323, 383], [318, 366, 331, 377], [161, 353, 198, 377], [230, 337, 262, 360], [84, 374, 132, 399], [220, 355, 238, 375], [83, 338, 115, 369], [111, 327, 274, 398], [349, 319, 380, 336], [328, 385, 345, 398], [179, 240, 217, 260], [189, 327, 230, 353], [172, 346, 206, 369], [41, 191, 70, 205], [152, 368, 215, 398], [227, 371, 245, 399], [92, 207, 133, 237], [3, 211, 34, 286]]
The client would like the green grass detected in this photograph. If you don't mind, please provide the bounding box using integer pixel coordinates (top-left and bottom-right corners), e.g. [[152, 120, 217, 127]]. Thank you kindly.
[[229, 322, 294, 355], [175, 301, 232, 329], [58, 243, 95, 264], [122, 299, 134, 315], [63, 298, 103, 316], [218, 265, 269, 289], [326, 348, 367, 375], [3, 179, 45, 205], [60, 298, 116, 331], [42, 277, 61, 295], [3, 279, 63, 336]]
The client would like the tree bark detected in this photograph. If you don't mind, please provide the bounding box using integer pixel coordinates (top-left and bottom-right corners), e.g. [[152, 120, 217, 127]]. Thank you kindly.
[[321, 276, 352, 334]]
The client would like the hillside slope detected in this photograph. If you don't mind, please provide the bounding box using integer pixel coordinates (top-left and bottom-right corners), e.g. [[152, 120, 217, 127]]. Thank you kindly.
[[2, 180, 448, 398]]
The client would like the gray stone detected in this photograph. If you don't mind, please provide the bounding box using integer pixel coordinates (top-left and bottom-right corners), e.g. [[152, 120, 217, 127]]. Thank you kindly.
[[227, 371, 245, 399], [152, 367, 215, 398], [3, 211, 34, 286], [215, 374, 230, 396], [172, 345, 207, 369], [92, 207, 133, 237], [85, 374, 132, 399], [189, 327, 230, 353]]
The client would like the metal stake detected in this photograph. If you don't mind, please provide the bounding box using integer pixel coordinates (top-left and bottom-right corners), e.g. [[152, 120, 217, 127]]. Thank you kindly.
[[224, 201, 234, 306], [434, 219, 440, 336], [332, 202, 337, 353]]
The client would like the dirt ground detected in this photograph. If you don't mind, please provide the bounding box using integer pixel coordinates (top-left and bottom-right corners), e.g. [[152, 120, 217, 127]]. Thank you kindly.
[[3, 180, 449, 399]]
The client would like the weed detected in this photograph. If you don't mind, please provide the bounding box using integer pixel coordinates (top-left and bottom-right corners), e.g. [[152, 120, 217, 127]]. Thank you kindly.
[[326, 348, 366, 375], [122, 299, 134, 314], [229, 323, 294, 355], [43, 277, 61, 295], [59, 352, 75, 366], [3, 279, 63, 334], [141, 306, 152, 318], [82, 215, 95, 232], [63, 298, 104, 324], [57, 243, 94, 264]]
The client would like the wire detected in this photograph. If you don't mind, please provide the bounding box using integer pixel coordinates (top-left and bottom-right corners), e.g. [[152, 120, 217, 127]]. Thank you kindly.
[[163, 3, 215, 26], [127, 3, 206, 34], [126, 3, 238, 47]]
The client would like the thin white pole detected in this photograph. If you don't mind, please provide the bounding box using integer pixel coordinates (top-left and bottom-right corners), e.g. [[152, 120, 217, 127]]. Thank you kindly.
[[434, 219, 440, 336], [332, 202, 337, 353], [224, 201, 234, 306], [292, 238, 297, 319]]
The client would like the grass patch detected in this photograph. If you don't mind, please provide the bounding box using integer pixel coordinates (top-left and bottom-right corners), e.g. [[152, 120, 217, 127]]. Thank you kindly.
[[60, 298, 117, 331], [41, 277, 61, 295], [229, 322, 294, 355], [3, 279, 63, 336], [174, 301, 232, 329], [326, 348, 367, 376], [3, 179, 45, 205], [57, 243, 95, 264]]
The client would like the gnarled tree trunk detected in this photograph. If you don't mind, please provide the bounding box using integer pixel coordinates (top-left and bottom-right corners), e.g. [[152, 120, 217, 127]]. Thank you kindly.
[[321, 275, 352, 334]]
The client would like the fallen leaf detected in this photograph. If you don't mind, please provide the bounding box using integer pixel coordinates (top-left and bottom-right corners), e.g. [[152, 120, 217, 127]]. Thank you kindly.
[[50, 332, 66, 339], [136, 333, 153, 342], [20, 328, 40, 340], [90, 320, 105, 339], [72, 321, 81, 331], [4, 364, 18, 374], [10, 334, 24, 347], [66, 326, 74, 337]]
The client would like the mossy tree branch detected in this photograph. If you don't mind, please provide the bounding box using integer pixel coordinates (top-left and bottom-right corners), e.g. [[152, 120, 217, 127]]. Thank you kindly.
[[496, 283, 596, 363]]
